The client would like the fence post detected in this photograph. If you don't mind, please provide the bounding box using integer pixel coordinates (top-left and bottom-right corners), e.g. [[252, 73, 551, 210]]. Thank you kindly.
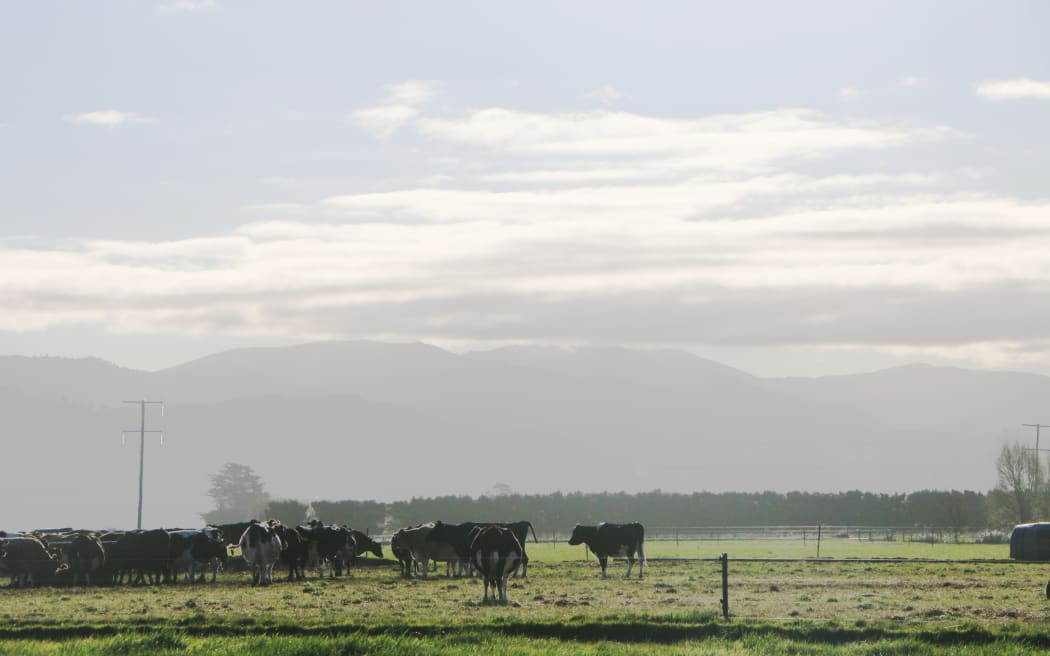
[[816, 524, 822, 558], [720, 552, 729, 620]]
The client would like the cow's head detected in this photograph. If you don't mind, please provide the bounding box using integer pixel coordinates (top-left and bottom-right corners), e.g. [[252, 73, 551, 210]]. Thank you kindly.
[[567, 524, 590, 546], [367, 540, 383, 559]]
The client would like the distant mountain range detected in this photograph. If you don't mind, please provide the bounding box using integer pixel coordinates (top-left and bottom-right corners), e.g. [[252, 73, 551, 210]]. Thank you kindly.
[[1, 341, 1044, 530]]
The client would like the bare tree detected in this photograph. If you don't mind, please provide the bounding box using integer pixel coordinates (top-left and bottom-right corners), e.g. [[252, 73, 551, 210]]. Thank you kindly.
[[993, 441, 1046, 525]]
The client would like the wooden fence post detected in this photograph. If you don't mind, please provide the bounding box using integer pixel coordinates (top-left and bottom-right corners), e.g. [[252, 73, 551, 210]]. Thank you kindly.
[[720, 553, 729, 620], [816, 524, 822, 558]]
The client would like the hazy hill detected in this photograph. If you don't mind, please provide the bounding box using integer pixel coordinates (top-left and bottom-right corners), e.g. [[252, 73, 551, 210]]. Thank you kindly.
[[0, 342, 1035, 529]]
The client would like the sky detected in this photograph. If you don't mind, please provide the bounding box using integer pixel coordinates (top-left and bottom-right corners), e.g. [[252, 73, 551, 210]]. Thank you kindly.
[[2, 1, 1049, 377]]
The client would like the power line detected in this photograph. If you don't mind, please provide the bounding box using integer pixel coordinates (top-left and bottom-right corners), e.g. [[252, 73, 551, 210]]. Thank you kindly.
[[122, 400, 164, 530]]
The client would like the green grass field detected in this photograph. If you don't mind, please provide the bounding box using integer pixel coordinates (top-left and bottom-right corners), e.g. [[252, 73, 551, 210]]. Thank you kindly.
[[0, 539, 1046, 655]]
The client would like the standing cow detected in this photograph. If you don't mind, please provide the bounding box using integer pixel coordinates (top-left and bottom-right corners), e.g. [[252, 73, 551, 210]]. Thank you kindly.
[[68, 534, 106, 586], [0, 535, 59, 587], [273, 524, 313, 581], [391, 528, 414, 577], [300, 522, 354, 578], [239, 520, 285, 585], [168, 529, 227, 583], [394, 522, 461, 579], [102, 529, 171, 585], [469, 526, 523, 604], [568, 522, 645, 578], [426, 520, 538, 578]]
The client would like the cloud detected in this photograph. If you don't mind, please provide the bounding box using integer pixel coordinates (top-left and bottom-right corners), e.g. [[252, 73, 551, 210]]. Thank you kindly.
[[350, 105, 421, 139], [61, 110, 155, 127], [415, 108, 954, 167], [386, 80, 437, 106], [897, 75, 927, 88], [158, 0, 215, 12], [585, 86, 624, 104], [351, 80, 437, 138], [248, 203, 308, 213], [12, 95, 1045, 372], [838, 87, 862, 101], [976, 78, 1050, 101], [4, 192, 1050, 353]]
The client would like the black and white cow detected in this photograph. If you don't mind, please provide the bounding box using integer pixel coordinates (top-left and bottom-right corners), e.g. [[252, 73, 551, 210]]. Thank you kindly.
[[567, 522, 645, 578], [499, 521, 538, 577], [272, 523, 314, 581], [300, 522, 354, 578], [391, 522, 460, 578], [0, 535, 58, 587], [391, 528, 414, 577], [168, 529, 227, 583], [426, 520, 538, 578], [469, 526, 523, 604], [424, 522, 474, 577], [68, 534, 106, 586], [239, 520, 284, 585], [103, 529, 172, 585]]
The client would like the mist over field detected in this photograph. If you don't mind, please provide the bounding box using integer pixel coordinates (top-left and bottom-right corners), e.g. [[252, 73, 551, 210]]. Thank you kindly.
[[0, 340, 1042, 530]]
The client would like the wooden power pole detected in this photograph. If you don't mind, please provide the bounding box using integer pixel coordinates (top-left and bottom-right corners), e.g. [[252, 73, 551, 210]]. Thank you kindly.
[[122, 400, 164, 530]]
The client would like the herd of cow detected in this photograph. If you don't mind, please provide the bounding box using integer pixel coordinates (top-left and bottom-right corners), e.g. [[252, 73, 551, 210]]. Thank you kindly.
[[0, 520, 646, 605]]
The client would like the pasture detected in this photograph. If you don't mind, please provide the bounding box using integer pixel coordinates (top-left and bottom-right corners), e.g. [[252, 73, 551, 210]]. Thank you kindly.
[[2, 539, 1050, 654]]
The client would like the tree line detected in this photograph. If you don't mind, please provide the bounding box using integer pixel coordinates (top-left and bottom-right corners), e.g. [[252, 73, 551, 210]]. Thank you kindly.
[[205, 442, 1050, 535], [253, 489, 993, 535]]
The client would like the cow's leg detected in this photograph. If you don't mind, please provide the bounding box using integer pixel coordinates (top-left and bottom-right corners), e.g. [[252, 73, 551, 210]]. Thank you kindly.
[[517, 552, 528, 578], [625, 555, 634, 579], [598, 556, 608, 578], [637, 542, 645, 578]]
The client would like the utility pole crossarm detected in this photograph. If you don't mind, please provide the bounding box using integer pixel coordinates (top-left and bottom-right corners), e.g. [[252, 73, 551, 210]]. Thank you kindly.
[[1022, 424, 1050, 455]]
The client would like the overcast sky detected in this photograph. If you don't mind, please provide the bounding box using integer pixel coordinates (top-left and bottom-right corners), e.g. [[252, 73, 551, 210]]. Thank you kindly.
[[2, 1, 1049, 377]]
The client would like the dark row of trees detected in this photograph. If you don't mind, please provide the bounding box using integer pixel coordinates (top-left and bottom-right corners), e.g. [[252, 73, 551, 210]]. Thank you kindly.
[[252, 489, 994, 535], [204, 442, 1050, 534]]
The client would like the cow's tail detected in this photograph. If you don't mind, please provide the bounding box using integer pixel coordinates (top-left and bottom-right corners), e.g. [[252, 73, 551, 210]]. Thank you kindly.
[[526, 522, 538, 543]]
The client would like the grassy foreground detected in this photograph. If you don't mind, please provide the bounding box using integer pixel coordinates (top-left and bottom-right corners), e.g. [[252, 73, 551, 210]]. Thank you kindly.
[[0, 540, 1047, 654]]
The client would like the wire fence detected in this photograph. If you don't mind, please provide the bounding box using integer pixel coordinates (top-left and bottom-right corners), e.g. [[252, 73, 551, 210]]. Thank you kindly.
[[371, 525, 998, 546]]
